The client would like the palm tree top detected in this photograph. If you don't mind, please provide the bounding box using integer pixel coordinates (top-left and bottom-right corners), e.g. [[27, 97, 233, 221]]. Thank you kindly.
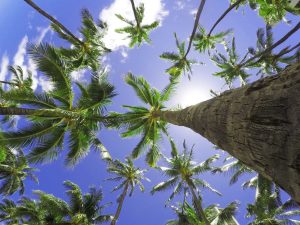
[[115, 3, 159, 48], [151, 140, 221, 203], [107, 157, 149, 196], [109, 73, 177, 166]]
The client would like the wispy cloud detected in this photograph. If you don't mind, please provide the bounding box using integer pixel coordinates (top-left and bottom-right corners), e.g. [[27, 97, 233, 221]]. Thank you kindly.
[[99, 0, 168, 51], [0, 54, 9, 81], [13, 36, 28, 67], [11, 26, 52, 91]]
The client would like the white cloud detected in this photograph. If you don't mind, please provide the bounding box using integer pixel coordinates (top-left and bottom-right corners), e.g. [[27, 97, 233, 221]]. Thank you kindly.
[[99, 0, 168, 50], [12, 27, 52, 91], [71, 69, 88, 82], [0, 54, 9, 81], [13, 36, 28, 67], [175, 1, 186, 10], [35, 26, 51, 44]]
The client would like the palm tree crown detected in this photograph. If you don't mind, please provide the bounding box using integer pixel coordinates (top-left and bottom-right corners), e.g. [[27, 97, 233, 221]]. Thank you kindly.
[[0, 44, 116, 166], [52, 9, 110, 72], [160, 33, 197, 80], [106, 157, 149, 225], [0, 149, 37, 196], [115, 3, 159, 48], [0, 180, 111, 225], [110, 73, 177, 166]]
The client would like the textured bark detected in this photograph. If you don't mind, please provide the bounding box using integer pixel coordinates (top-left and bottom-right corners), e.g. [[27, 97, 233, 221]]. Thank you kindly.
[[161, 62, 300, 204]]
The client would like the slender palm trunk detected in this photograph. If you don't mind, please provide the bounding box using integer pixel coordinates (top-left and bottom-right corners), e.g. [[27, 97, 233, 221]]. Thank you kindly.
[[0, 107, 37, 115], [207, 0, 243, 37], [186, 180, 210, 225], [160, 62, 300, 204], [129, 0, 140, 28], [111, 182, 129, 225], [23, 0, 83, 45], [184, 0, 206, 57]]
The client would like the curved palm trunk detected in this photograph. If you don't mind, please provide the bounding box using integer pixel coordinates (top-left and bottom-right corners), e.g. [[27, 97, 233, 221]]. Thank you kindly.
[[207, 0, 243, 37], [111, 182, 129, 225], [186, 180, 210, 225], [23, 0, 83, 45], [160, 62, 300, 204]]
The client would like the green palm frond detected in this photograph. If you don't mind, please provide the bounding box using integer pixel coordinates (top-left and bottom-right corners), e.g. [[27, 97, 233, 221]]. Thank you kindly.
[[115, 3, 159, 48], [153, 141, 220, 206], [52, 8, 110, 71], [110, 73, 177, 166], [28, 43, 73, 104], [211, 37, 249, 87], [0, 149, 38, 196], [160, 33, 197, 80], [193, 26, 232, 54]]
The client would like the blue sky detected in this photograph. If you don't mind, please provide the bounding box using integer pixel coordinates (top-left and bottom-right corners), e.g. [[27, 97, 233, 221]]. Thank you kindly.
[[0, 0, 299, 224]]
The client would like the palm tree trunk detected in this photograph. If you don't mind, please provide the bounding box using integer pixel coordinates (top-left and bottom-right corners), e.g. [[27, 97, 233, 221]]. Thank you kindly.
[[23, 0, 84, 46], [207, 0, 243, 37], [160, 61, 300, 204], [0, 107, 37, 115], [111, 182, 129, 225], [186, 181, 210, 225], [129, 0, 140, 28]]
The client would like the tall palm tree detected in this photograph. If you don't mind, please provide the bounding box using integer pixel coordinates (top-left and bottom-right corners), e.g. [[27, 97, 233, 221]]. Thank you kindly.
[[151, 140, 221, 225], [0, 149, 37, 196], [0, 181, 111, 224], [110, 73, 177, 166], [160, 33, 197, 80], [106, 158, 149, 225], [0, 44, 116, 166], [115, 2, 159, 47], [167, 201, 240, 225]]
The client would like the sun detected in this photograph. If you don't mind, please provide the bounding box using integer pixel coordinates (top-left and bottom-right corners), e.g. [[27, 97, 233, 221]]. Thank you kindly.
[[175, 85, 212, 108]]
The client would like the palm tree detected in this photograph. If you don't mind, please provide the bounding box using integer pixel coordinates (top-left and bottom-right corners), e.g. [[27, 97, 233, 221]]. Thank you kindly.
[[0, 199, 22, 224], [0, 65, 32, 91], [0, 149, 37, 196], [248, 25, 296, 77], [0, 65, 33, 129], [115, 2, 159, 47], [110, 73, 177, 166], [106, 158, 149, 225], [236, 0, 300, 24], [193, 26, 232, 55], [0, 44, 116, 166], [160, 33, 197, 80], [211, 37, 250, 87], [167, 201, 240, 225], [52, 9, 110, 72], [245, 175, 300, 224], [0, 181, 111, 224], [151, 140, 221, 225]]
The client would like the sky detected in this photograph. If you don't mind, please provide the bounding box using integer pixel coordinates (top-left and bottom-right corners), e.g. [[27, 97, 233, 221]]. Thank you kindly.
[[0, 0, 299, 224]]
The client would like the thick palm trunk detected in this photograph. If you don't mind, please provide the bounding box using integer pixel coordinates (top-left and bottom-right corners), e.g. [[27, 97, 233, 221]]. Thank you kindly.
[[160, 62, 300, 204], [111, 182, 129, 225], [187, 181, 210, 225]]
